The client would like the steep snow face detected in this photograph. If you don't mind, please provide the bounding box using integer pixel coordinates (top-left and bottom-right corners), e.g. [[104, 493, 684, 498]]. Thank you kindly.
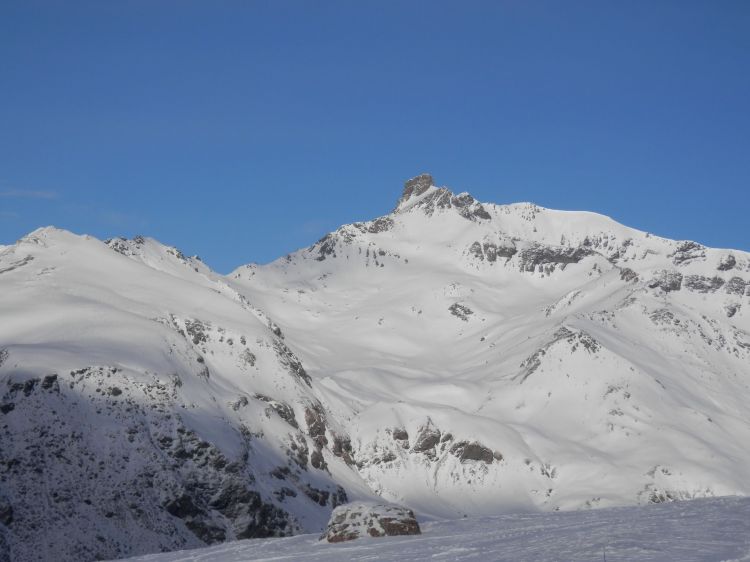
[[230, 175, 750, 518], [0, 228, 374, 562]]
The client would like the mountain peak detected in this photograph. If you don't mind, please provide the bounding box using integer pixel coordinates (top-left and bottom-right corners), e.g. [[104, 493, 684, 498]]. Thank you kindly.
[[393, 174, 492, 221], [396, 173, 435, 210]]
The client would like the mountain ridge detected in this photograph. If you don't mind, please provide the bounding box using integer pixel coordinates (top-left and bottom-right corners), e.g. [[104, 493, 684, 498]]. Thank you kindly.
[[1, 176, 749, 561]]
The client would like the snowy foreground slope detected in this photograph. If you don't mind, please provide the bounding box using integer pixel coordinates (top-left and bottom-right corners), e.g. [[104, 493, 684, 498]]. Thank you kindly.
[[1, 174, 750, 561], [125, 496, 750, 562]]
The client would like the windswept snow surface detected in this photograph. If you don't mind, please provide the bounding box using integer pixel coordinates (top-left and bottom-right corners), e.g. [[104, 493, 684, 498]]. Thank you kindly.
[[2, 175, 750, 560], [124, 496, 750, 562]]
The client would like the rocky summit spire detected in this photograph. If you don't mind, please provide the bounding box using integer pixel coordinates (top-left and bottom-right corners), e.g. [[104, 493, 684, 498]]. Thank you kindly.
[[396, 173, 434, 210]]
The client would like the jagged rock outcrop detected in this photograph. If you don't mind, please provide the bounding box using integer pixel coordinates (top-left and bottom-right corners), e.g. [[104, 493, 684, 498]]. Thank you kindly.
[[671, 241, 706, 265], [725, 277, 747, 296], [395, 174, 491, 221], [648, 270, 684, 292], [468, 240, 518, 262], [397, 173, 434, 208], [718, 254, 737, 271], [518, 244, 594, 273]]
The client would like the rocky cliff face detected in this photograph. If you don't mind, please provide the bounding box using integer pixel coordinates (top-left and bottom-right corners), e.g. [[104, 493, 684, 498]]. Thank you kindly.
[[2, 177, 750, 560]]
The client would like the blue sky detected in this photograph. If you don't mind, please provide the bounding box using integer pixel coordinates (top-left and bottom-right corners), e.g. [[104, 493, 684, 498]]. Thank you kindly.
[[1, 1, 748, 272]]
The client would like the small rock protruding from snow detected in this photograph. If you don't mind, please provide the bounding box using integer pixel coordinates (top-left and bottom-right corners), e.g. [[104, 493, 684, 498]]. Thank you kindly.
[[320, 502, 421, 543], [718, 254, 737, 271]]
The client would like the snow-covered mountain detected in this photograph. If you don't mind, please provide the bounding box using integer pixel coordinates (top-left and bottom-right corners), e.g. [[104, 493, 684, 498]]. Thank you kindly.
[[1, 174, 749, 561]]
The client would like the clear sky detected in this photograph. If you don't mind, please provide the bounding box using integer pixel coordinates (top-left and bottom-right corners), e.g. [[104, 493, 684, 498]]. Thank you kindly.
[[1, 1, 748, 272]]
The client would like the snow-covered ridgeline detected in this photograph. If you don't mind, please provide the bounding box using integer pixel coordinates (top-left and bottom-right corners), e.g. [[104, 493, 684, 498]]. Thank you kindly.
[[1, 175, 749, 561]]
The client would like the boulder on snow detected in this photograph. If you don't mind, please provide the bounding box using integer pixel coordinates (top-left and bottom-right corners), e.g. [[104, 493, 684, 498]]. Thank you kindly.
[[321, 502, 421, 543]]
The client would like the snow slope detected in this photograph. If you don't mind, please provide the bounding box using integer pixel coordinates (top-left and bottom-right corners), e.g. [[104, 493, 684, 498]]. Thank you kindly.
[[0, 229, 377, 561], [124, 496, 750, 562], [1, 174, 749, 561], [229, 174, 750, 518]]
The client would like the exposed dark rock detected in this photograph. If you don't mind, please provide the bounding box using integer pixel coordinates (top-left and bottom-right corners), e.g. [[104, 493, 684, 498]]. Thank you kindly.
[[274, 487, 297, 501], [241, 349, 256, 367], [671, 241, 706, 265], [0, 365, 305, 560], [370, 451, 397, 464], [304, 405, 328, 447], [270, 466, 291, 480], [255, 394, 298, 428], [398, 174, 434, 207], [396, 175, 490, 221], [0, 349, 7, 369], [718, 254, 737, 271], [684, 275, 725, 293], [725, 277, 747, 296], [620, 268, 639, 283], [519, 244, 593, 273], [468, 241, 483, 260], [392, 427, 409, 441], [0, 255, 34, 275], [648, 271, 683, 292], [303, 405, 329, 470], [418, 189, 490, 221], [331, 486, 348, 508], [450, 441, 495, 464], [301, 485, 329, 506], [483, 242, 516, 261], [165, 493, 227, 543], [331, 434, 354, 466], [647, 488, 678, 504], [287, 434, 310, 468], [469, 241, 517, 262], [184, 319, 210, 346], [268, 320, 284, 339], [321, 502, 421, 543], [7, 378, 39, 397], [368, 217, 395, 234], [105, 237, 133, 255], [726, 304, 741, 318], [273, 340, 312, 387], [310, 449, 327, 471], [517, 327, 591, 383], [165, 494, 203, 520], [391, 427, 409, 448], [313, 233, 337, 261], [449, 303, 474, 321], [41, 374, 59, 392], [412, 425, 441, 456], [471, 205, 492, 221], [568, 330, 600, 353], [208, 481, 290, 539]]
